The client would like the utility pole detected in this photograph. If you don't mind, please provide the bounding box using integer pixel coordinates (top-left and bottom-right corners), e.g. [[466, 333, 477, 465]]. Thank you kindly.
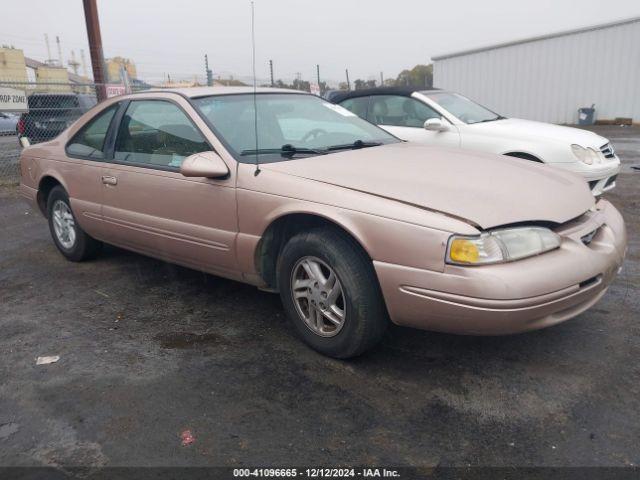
[[68, 50, 81, 75], [205, 54, 213, 86], [269, 59, 274, 87], [56, 36, 63, 67], [82, 0, 107, 101], [44, 34, 53, 65], [80, 49, 88, 78], [345, 68, 350, 90]]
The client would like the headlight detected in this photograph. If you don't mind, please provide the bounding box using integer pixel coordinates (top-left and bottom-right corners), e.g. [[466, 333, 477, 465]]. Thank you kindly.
[[571, 144, 601, 165], [447, 227, 561, 265]]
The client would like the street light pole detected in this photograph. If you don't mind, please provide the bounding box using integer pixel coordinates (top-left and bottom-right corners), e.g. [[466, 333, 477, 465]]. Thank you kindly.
[[82, 0, 107, 101], [269, 59, 274, 87]]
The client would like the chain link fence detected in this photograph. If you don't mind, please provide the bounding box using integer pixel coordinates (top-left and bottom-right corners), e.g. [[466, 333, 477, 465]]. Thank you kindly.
[[0, 80, 113, 184]]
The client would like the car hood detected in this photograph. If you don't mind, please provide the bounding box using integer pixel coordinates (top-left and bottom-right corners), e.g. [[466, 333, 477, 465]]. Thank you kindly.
[[469, 118, 609, 148], [261, 142, 595, 229]]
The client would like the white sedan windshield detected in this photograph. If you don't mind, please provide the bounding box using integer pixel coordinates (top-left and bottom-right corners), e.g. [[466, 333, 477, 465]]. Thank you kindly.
[[425, 92, 503, 124]]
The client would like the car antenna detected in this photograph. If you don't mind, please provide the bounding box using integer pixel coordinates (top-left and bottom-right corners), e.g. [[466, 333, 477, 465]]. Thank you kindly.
[[250, 0, 261, 176]]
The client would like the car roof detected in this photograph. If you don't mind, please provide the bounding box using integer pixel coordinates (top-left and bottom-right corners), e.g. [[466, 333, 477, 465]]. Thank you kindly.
[[141, 86, 308, 98], [326, 87, 443, 103]]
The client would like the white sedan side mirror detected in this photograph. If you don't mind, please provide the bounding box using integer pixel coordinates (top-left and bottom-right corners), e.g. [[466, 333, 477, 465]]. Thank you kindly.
[[424, 117, 448, 132]]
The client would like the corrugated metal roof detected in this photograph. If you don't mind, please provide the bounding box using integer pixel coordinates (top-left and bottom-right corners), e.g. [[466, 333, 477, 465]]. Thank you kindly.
[[432, 16, 640, 61]]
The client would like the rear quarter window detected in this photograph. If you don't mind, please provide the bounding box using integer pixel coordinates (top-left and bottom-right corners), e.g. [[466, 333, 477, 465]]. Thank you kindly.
[[339, 97, 369, 120], [66, 104, 118, 159]]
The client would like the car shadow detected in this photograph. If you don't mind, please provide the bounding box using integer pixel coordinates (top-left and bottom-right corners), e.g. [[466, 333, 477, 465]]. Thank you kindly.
[[94, 244, 601, 378]]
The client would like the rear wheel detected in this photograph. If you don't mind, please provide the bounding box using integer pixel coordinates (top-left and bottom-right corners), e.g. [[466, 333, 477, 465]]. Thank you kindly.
[[278, 226, 388, 358], [47, 186, 102, 262]]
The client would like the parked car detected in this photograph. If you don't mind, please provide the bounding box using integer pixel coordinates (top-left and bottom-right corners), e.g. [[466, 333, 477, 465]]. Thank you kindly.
[[19, 87, 627, 358], [17, 92, 97, 144], [0, 111, 19, 135], [327, 87, 621, 195]]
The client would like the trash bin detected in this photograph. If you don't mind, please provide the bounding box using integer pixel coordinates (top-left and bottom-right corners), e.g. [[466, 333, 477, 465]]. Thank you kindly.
[[578, 104, 596, 125]]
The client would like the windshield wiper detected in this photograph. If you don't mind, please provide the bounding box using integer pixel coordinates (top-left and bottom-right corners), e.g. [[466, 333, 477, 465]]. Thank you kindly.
[[241, 144, 326, 158], [326, 140, 383, 151], [473, 115, 506, 124]]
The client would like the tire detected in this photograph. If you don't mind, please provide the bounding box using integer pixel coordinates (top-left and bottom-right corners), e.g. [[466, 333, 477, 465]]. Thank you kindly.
[[277, 226, 388, 358], [47, 185, 102, 262]]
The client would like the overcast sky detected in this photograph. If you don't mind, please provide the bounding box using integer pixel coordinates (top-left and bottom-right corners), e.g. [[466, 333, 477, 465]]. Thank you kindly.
[[2, 0, 639, 85]]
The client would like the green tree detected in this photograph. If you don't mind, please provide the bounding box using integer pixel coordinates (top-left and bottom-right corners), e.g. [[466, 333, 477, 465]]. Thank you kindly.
[[395, 64, 433, 88], [353, 79, 379, 90]]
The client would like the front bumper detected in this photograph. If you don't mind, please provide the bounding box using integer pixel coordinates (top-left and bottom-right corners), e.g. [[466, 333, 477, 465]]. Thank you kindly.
[[552, 156, 621, 195], [375, 200, 627, 335]]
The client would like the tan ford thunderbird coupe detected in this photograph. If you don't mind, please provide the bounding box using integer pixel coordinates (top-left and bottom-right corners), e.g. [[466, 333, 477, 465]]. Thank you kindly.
[[19, 87, 627, 358]]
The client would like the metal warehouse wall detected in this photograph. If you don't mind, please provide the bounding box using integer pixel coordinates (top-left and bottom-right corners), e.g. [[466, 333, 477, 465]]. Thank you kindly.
[[433, 18, 640, 124]]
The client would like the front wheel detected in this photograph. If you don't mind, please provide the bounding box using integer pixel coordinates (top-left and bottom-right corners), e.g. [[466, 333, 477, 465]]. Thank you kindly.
[[47, 185, 102, 262], [278, 227, 388, 358]]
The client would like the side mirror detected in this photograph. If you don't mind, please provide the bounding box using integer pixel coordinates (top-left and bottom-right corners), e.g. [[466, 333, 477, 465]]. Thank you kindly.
[[424, 117, 448, 132], [180, 151, 229, 178]]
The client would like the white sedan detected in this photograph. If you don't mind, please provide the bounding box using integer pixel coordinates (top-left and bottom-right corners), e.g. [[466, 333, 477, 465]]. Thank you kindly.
[[331, 88, 621, 195]]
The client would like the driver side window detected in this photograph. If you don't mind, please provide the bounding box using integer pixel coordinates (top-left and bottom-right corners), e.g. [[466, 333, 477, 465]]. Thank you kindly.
[[368, 95, 440, 128]]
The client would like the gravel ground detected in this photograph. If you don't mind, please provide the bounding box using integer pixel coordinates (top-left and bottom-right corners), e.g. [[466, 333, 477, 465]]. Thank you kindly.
[[0, 126, 638, 471]]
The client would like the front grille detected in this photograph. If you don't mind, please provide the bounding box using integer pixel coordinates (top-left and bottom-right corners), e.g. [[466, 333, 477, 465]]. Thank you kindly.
[[600, 142, 615, 158]]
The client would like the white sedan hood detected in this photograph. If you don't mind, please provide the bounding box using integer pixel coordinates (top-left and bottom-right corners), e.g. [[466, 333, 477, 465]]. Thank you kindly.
[[469, 118, 609, 148]]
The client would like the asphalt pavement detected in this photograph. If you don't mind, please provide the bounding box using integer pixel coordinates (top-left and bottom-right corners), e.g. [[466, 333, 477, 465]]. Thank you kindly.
[[0, 126, 638, 470]]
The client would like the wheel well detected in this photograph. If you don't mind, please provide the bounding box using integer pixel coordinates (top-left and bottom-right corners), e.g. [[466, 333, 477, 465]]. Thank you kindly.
[[37, 176, 62, 217], [504, 151, 543, 162], [256, 213, 369, 290]]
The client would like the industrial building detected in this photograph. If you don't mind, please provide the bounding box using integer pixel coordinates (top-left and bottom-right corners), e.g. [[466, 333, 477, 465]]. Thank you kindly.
[[432, 17, 640, 124], [0, 46, 92, 91]]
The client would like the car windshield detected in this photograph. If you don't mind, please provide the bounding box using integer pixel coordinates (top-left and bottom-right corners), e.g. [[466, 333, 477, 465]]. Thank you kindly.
[[424, 92, 503, 124], [193, 93, 399, 162]]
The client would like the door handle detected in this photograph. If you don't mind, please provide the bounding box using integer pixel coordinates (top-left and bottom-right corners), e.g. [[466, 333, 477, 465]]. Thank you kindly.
[[101, 175, 117, 186]]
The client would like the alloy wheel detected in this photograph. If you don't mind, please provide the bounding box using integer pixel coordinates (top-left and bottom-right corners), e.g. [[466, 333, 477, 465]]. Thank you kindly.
[[52, 200, 76, 249], [290, 256, 346, 337]]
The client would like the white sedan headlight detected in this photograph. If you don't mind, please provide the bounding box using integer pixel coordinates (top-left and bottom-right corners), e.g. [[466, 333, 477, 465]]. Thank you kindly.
[[571, 144, 601, 165], [446, 227, 561, 265]]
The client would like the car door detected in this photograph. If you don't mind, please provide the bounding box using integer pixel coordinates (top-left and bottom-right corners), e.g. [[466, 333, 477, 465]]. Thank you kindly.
[[100, 97, 239, 277], [361, 95, 460, 148], [63, 102, 121, 240]]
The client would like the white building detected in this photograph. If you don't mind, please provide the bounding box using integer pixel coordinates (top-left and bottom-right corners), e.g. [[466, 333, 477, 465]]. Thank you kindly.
[[432, 17, 640, 124]]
